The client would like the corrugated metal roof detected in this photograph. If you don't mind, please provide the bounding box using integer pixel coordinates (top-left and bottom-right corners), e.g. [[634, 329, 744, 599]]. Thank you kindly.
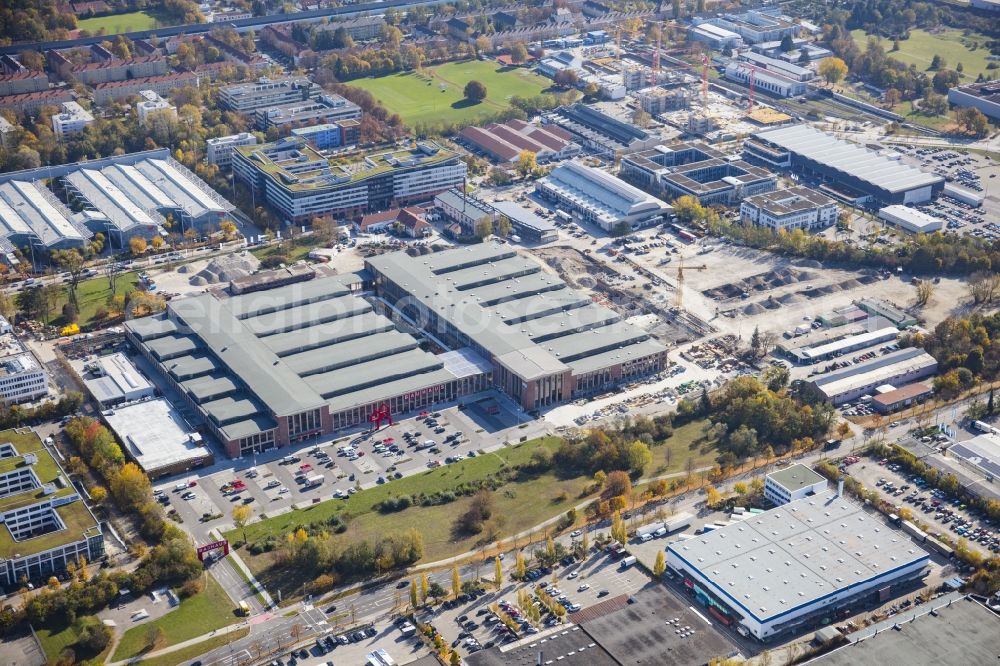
[[754, 125, 943, 194]]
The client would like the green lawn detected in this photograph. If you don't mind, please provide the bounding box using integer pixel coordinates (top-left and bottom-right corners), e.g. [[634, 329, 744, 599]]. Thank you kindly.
[[896, 100, 956, 132], [346, 60, 551, 127], [852, 28, 996, 80], [249, 237, 325, 265], [110, 576, 237, 662], [130, 627, 251, 666], [230, 425, 719, 601], [77, 10, 161, 34], [36, 619, 113, 666], [40, 271, 139, 329]]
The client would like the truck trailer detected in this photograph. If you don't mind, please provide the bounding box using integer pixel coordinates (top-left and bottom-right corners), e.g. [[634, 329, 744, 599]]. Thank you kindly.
[[664, 511, 693, 533]]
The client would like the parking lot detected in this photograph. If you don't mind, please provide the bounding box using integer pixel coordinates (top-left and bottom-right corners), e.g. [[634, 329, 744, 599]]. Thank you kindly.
[[240, 616, 431, 666], [888, 144, 1000, 240], [846, 452, 994, 559], [154, 397, 548, 531], [427, 546, 649, 658]]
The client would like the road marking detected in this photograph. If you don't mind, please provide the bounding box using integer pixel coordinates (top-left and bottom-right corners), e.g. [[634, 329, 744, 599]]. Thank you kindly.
[[688, 605, 713, 626]]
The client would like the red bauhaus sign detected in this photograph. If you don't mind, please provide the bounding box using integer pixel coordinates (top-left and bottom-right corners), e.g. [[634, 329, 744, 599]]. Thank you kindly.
[[197, 539, 229, 561]]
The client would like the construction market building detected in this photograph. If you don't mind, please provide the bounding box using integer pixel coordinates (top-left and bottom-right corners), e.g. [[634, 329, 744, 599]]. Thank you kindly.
[[125, 273, 493, 457], [232, 137, 466, 224], [667, 489, 930, 641], [366, 244, 668, 412], [745, 125, 944, 206]]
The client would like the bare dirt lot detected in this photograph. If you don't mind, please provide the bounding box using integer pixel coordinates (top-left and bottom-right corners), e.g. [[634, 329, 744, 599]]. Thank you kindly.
[[631, 243, 970, 338]]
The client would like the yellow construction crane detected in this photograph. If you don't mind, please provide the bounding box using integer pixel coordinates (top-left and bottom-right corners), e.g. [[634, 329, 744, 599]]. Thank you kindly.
[[675, 255, 707, 308]]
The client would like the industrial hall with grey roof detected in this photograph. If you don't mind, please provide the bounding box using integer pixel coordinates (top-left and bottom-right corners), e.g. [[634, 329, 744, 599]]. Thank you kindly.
[[366, 243, 668, 412], [125, 271, 492, 457], [125, 243, 667, 457]]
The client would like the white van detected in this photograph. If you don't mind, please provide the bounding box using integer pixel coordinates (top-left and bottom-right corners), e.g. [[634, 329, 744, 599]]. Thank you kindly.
[[640, 533, 653, 543], [173, 482, 188, 492]]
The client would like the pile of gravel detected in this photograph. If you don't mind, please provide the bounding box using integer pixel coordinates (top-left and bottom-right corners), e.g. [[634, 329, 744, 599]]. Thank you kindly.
[[743, 302, 766, 315], [190, 253, 260, 285]]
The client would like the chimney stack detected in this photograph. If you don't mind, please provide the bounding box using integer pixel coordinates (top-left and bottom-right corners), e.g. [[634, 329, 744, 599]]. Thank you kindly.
[[837, 478, 844, 497]]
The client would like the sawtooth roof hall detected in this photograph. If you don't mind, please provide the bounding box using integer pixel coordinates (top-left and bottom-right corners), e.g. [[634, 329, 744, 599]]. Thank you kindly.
[[366, 244, 668, 412], [125, 273, 493, 458], [126, 245, 666, 457]]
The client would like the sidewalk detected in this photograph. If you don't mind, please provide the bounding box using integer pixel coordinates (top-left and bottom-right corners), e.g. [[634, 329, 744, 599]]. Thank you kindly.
[[105, 620, 250, 666]]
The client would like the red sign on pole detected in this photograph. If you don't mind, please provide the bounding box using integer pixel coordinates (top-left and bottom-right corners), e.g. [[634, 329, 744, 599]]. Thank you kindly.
[[197, 539, 229, 561]]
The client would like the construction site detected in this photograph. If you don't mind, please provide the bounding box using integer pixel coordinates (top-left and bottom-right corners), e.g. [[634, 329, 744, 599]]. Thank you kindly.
[[532, 245, 714, 347], [621, 239, 969, 344]]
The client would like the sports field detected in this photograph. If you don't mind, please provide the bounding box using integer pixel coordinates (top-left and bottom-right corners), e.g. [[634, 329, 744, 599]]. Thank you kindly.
[[77, 10, 160, 33], [852, 28, 995, 80], [346, 60, 551, 127]]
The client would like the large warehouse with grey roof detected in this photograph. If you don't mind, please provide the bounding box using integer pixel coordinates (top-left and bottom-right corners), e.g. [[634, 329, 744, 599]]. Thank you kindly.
[[667, 489, 931, 641], [744, 125, 944, 205], [126, 244, 667, 456], [125, 272, 492, 457], [366, 243, 668, 412]]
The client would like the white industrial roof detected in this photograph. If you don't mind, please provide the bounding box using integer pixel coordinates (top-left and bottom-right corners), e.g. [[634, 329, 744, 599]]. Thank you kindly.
[[64, 156, 232, 233], [541, 161, 670, 226], [66, 167, 162, 232], [813, 347, 937, 399], [878, 205, 943, 233], [97, 352, 154, 396], [103, 398, 211, 475], [797, 326, 899, 361], [0, 180, 86, 247], [754, 125, 943, 194], [691, 23, 742, 40], [668, 490, 930, 623]]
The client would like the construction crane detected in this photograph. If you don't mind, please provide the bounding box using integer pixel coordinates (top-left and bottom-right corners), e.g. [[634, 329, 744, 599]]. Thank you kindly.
[[616, 27, 624, 90], [649, 24, 662, 88], [675, 255, 707, 308], [701, 53, 710, 109]]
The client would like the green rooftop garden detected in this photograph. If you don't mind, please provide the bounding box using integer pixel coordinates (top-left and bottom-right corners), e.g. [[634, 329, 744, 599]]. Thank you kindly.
[[0, 429, 98, 558], [237, 140, 458, 191], [0, 500, 98, 558]]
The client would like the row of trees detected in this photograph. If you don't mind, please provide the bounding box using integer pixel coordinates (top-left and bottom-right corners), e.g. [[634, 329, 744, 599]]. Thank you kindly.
[[705, 213, 1000, 276], [65, 417, 171, 541]]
